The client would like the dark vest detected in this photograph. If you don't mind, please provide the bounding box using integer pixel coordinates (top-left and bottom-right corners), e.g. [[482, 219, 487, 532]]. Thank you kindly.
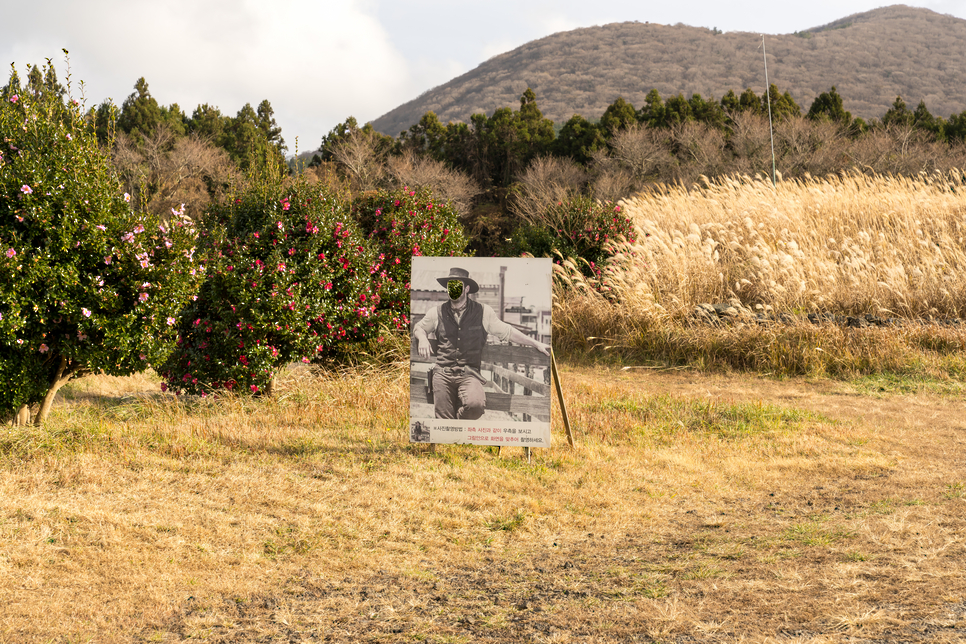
[[435, 299, 486, 370]]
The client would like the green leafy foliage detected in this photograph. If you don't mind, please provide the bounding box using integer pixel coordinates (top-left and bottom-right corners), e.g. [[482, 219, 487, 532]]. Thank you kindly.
[[159, 180, 390, 396], [350, 186, 468, 322], [501, 196, 635, 278], [0, 63, 204, 417]]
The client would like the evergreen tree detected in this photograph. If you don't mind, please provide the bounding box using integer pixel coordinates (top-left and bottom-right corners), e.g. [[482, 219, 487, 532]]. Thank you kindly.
[[0, 65, 22, 99], [400, 111, 447, 160], [738, 88, 762, 114], [882, 96, 914, 128], [637, 89, 666, 128], [26, 63, 66, 101], [117, 77, 163, 143], [160, 102, 188, 138], [663, 94, 694, 127], [688, 93, 725, 129], [188, 103, 229, 143], [599, 97, 637, 135], [256, 99, 286, 153], [761, 84, 801, 120], [912, 100, 941, 137], [553, 114, 605, 164], [223, 102, 286, 171], [807, 87, 852, 126]]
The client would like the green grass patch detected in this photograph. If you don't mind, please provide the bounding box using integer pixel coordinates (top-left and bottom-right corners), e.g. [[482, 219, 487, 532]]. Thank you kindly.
[[582, 393, 824, 444], [849, 372, 966, 396]]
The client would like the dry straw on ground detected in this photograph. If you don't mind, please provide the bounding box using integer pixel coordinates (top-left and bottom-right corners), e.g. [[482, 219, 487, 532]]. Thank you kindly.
[[4, 365, 966, 642]]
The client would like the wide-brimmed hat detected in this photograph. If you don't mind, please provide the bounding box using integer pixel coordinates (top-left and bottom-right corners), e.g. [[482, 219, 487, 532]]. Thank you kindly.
[[436, 267, 479, 294]]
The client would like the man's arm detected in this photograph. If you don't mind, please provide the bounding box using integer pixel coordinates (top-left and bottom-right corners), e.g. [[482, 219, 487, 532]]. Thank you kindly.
[[507, 326, 550, 356], [480, 304, 550, 356], [413, 307, 437, 359]]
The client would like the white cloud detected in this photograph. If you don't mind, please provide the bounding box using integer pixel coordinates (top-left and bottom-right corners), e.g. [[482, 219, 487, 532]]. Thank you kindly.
[[0, 0, 414, 150]]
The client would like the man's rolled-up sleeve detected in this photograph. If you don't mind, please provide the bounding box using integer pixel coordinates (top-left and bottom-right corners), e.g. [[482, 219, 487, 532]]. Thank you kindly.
[[414, 306, 438, 337], [481, 305, 513, 342]]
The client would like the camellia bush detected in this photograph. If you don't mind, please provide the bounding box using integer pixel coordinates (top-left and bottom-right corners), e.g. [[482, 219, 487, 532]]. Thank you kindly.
[[0, 62, 204, 424], [160, 179, 394, 396], [501, 196, 635, 278], [351, 186, 468, 325]]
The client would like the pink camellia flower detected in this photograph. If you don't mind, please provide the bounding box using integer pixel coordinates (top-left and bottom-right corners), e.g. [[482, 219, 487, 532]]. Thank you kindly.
[[81, 308, 91, 317], [20, 185, 31, 194], [160, 383, 168, 392], [10, 95, 18, 103], [5, 248, 15, 258], [139, 293, 149, 302], [166, 317, 175, 325], [96, 224, 106, 231], [104, 256, 112, 265], [124, 193, 131, 202], [133, 224, 144, 234], [39, 343, 48, 353], [250, 384, 259, 393]]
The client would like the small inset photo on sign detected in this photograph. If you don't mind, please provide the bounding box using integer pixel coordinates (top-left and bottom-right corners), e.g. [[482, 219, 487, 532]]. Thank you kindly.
[[410, 257, 553, 447]]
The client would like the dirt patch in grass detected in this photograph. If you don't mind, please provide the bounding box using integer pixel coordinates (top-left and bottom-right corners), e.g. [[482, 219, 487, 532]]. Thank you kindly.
[[4, 365, 966, 643]]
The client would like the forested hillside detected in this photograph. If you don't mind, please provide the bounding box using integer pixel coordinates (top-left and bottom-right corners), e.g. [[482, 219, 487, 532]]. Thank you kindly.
[[371, 5, 966, 136]]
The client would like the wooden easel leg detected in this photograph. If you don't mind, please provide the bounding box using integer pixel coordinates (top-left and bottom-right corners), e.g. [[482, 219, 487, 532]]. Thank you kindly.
[[550, 348, 575, 448]]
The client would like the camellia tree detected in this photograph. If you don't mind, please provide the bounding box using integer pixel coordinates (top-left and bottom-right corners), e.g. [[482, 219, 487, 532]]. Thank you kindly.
[[350, 185, 468, 327], [0, 58, 205, 424], [159, 178, 393, 396]]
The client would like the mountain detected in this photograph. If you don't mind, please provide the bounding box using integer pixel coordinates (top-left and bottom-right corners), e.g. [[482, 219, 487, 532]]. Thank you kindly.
[[371, 5, 966, 136]]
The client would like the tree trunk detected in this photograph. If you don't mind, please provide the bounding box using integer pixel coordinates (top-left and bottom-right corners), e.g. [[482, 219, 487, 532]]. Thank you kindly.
[[34, 356, 72, 426], [14, 405, 30, 426], [263, 376, 277, 397]]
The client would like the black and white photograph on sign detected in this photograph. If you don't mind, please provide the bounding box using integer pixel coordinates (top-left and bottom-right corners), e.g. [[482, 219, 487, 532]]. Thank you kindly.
[[410, 256, 553, 448]]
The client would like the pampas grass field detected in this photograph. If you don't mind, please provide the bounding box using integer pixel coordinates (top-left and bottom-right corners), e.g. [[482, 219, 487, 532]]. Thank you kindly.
[[554, 171, 966, 379]]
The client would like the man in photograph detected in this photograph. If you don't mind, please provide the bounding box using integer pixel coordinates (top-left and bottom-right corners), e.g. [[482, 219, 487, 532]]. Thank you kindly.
[[413, 267, 550, 420]]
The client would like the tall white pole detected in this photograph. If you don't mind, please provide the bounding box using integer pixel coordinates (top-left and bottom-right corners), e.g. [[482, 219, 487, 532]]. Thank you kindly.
[[762, 35, 777, 188]]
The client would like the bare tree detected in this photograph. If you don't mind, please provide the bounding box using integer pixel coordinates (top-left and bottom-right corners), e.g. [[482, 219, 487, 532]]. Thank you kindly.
[[330, 128, 388, 192], [387, 151, 481, 218], [113, 125, 236, 220], [670, 121, 728, 185], [774, 117, 850, 178], [726, 111, 773, 178], [509, 155, 588, 224], [609, 123, 674, 182]]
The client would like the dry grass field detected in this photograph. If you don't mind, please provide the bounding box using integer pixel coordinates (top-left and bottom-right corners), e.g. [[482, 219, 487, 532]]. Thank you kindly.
[[554, 171, 966, 379], [6, 171, 966, 642], [3, 361, 966, 643]]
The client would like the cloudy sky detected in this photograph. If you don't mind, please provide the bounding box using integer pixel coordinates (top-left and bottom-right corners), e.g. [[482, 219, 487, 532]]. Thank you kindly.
[[3, 0, 964, 154]]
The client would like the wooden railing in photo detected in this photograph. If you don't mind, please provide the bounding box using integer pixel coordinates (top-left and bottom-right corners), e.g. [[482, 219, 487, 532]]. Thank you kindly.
[[410, 344, 575, 451]]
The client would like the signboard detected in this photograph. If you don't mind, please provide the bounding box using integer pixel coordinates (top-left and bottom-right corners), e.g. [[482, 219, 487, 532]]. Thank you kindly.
[[409, 257, 553, 447]]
